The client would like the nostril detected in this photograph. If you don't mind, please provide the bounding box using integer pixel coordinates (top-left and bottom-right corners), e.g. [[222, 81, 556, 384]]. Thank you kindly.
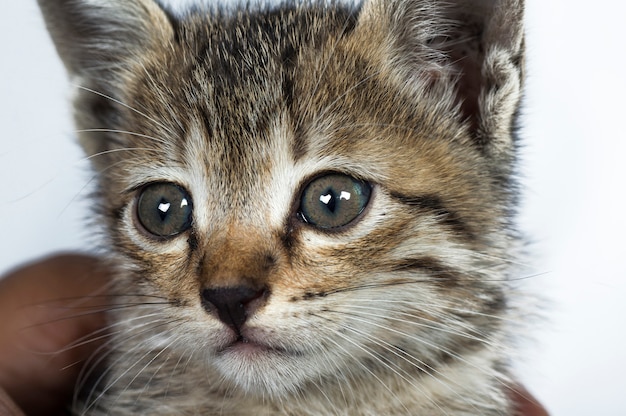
[[201, 286, 268, 331]]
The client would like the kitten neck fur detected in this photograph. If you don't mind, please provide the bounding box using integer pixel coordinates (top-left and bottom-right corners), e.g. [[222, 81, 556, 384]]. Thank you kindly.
[[38, 0, 527, 414]]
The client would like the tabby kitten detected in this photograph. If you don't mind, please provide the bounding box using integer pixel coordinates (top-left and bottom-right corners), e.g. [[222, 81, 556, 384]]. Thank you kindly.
[[38, 0, 527, 414]]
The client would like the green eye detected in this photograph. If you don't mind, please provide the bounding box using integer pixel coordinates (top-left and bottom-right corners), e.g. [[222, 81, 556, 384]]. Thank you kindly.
[[299, 173, 371, 229], [136, 183, 193, 238]]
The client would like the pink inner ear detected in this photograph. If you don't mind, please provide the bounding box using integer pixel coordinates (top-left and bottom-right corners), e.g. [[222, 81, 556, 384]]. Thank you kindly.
[[449, 39, 485, 136], [431, 7, 489, 137], [419, 31, 485, 137]]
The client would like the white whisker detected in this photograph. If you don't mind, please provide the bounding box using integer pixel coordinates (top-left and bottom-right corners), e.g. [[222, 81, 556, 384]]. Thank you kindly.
[[340, 321, 480, 414], [127, 337, 179, 407], [341, 304, 504, 349], [75, 129, 169, 146], [74, 85, 175, 137], [349, 297, 522, 325], [85, 147, 167, 161], [315, 323, 413, 415], [78, 315, 181, 413], [329, 310, 511, 392]]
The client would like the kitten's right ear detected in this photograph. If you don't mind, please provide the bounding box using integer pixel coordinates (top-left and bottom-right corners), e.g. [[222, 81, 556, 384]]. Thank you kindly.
[[37, 0, 174, 80], [356, 0, 525, 164]]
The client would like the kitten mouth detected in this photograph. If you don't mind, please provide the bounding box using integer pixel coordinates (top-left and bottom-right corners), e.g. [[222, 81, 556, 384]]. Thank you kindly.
[[219, 336, 298, 357]]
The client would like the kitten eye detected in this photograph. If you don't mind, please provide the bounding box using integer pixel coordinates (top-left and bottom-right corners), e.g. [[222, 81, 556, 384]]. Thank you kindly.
[[136, 183, 193, 238], [299, 173, 371, 229]]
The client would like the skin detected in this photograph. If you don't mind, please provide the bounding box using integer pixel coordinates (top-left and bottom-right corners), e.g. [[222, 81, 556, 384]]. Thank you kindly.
[[0, 254, 548, 416], [0, 255, 109, 416]]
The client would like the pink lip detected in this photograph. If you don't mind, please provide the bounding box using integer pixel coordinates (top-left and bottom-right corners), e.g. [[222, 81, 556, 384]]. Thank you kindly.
[[229, 338, 271, 352], [218, 337, 299, 357]]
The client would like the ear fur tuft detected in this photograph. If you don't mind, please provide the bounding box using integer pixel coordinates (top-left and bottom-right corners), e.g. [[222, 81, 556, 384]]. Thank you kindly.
[[37, 0, 174, 81], [358, 0, 525, 160]]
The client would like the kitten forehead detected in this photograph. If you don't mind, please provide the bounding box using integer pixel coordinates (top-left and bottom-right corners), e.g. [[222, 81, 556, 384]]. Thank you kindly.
[[184, 114, 298, 230], [180, 112, 383, 230]]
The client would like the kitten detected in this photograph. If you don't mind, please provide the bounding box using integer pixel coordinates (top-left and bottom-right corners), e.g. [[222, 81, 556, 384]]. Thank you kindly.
[[38, 0, 527, 414]]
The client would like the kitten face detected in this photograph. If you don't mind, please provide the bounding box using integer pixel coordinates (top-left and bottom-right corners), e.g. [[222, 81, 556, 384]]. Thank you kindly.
[[38, 0, 525, 412]]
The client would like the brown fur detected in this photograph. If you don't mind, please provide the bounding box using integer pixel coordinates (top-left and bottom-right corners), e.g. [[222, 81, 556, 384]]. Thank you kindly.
[[38, 0, 527, 414]]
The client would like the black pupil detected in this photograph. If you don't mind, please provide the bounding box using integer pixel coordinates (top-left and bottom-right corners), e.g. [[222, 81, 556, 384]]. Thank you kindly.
[[321, 190, 337, 213], [157, 198, 173, 220]]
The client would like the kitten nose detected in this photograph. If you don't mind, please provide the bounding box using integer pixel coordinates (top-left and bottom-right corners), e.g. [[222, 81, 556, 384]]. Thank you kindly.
[[201, 286, 268, 332]]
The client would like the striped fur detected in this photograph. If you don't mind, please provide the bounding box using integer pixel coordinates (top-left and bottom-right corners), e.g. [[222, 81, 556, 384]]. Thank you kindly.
[[38, 0, 527, 414]]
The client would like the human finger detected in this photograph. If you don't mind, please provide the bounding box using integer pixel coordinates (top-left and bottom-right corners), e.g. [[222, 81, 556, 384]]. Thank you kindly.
[[0, 254, 110, 415]]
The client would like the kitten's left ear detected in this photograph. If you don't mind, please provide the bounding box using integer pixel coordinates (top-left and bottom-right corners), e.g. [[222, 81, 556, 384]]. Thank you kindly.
[[38, 0, 176, 168], [37, 0, 174, 82], [358, 0, 525, 162]]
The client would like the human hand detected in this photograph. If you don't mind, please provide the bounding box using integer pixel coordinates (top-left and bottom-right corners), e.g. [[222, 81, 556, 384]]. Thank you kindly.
[[0, 254, 109, 416], [511, 385, 550, 416], [0, 254, 548, 415]]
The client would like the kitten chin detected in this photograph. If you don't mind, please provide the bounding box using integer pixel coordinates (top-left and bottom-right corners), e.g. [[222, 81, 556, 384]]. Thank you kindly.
[[38, 0, 529, 414]]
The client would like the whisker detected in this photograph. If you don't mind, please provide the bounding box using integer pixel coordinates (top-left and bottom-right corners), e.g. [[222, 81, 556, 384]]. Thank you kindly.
[[504, 271, 550, 283], [59, 147, 169, 219], [20, 301, 173, 334], [75, 129, 169, 146], [323, 279, 432, 296], [74, 85, 175, 136], [123, 337, 179, 407], [139, 61, 186, 134], [469, 251, 534, 270], [164, 347, 195, 400], [81, 318, 184, 414], [338, 305, 502, 350], [314, 342, 355, 409], [309, 373, 336, 412], [340, 322, 479, 414], [75, 314, 178, 409], [35, 293, 171, 303], [328, 310, 512, 393], [74, 335, 121, 410], [348, 297, 523, 325], [57, 326, 117, 358], [85, 147, 167, 162], [373, 298, 513, 346], [134, 353, 173, 407], [312, 314, 419, 415]]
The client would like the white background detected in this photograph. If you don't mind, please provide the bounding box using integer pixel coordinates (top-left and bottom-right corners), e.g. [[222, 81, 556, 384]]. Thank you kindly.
[[1, 1, 625, 414]]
